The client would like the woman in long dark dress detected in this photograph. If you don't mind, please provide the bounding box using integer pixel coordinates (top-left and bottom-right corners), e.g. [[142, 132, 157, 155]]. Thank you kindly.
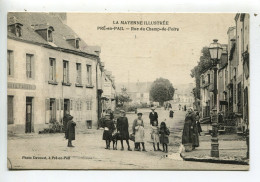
[[192, 112, 200, 149], [182, 108, 196, 152], [117, 110, 132, 151]]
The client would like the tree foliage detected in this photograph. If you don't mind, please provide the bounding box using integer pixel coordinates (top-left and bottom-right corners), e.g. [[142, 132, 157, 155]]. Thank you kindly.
[[116, 87, 132, 106], [190, 47, 212, 99], [149, 78, 174, 106]]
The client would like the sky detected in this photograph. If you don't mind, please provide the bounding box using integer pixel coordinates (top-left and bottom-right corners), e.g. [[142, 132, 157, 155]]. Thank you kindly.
[[67, 13, 235, 86]]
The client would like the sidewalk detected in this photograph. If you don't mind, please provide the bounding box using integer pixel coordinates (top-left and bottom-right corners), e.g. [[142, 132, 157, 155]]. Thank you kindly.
[[180, 125, 249, 166]]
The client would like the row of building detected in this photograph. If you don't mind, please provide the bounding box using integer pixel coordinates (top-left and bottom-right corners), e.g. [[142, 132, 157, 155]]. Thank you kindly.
[[7, 13, 116, 133], [199, 13, 249, 133]]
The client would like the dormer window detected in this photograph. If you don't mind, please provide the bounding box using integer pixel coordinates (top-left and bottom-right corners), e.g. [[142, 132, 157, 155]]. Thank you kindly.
[[8, 17, 23, 37], [76, 39, 80, 49], [15, 24, 22, 37], [65, 35, 81, 49], [32, 24, 54, 42], [48, 29, 53, 42]]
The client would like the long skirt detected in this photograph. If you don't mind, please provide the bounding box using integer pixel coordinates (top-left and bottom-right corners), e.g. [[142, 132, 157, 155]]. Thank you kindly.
[[182, 120, 193, 145], [135, 126, 145, 143], [192, 126, 199, 147]]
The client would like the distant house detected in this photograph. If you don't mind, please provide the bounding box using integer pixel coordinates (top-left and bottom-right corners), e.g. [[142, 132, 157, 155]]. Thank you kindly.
[[116, 82, 152, 105]]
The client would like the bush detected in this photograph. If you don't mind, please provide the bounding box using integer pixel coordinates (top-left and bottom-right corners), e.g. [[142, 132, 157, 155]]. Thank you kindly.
[[39, 119, 64, 134]]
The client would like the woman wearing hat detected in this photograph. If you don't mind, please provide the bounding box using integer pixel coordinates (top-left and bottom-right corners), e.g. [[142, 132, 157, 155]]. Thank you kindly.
[[116, 110, 132, 151], [132, 113, 146, 151], [182, 107, 196, 152]]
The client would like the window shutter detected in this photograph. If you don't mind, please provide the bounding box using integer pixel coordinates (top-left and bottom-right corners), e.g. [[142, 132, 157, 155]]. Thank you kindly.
[[70, 99, 73, 111], [45, 98, 50, 124], [57, 99, 59, 110], [60, 99, 64, 110]]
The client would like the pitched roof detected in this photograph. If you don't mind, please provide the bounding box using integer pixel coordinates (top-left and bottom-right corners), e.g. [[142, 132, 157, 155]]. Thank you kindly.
[[7, 12, 99, 57]]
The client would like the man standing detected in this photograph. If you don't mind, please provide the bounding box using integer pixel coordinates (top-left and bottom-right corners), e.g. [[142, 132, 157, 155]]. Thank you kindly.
[[149, 107, 158, 126], [66, 115, 76, 147], [63, 110, 71, 138], [117, 110, 132, 151]]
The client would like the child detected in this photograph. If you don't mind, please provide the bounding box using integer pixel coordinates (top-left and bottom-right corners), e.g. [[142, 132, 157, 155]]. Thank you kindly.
[[150, 120, 161, 151], [159, 121, 170, 153], [102, 113, 115, 150]]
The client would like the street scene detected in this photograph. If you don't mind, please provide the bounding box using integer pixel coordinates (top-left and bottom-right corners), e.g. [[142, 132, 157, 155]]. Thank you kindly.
[[7, 13, 249, 170]]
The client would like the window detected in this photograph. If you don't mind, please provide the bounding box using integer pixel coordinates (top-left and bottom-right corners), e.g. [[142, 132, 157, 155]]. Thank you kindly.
[[76, 39, 80, 49], [26, 54, 34, 78], [49, 98, 56, 121], [76, 63, 82, 84], [7, 50, 14, 76], [49, 58, 56, 82], [86, 65, 92, 85], [86, 100, 92, 110], [15, 25, 22, 37], [48, 29, 53, 42], [207, 74, 210, 83], [8, 96, 14, 124], [63, 60, 69, 83]]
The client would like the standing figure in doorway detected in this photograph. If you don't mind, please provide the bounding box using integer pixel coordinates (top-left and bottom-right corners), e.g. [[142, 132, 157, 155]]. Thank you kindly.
[[117, 110, 132, 151]]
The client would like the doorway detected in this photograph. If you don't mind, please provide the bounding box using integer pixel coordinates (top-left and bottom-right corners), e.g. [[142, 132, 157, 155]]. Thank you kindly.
[[64, 99, 70, 117], [26, 97, 33, 133]]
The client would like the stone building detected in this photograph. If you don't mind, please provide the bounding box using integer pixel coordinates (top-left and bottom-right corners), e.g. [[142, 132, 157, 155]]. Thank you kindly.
[[7, 13, 104, 133]]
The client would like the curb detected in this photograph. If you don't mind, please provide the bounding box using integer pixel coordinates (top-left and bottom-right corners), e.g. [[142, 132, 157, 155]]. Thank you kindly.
[[180, 153, 249, 165]]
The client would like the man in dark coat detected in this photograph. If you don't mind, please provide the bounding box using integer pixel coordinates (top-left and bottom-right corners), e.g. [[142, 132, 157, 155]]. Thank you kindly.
[[63, 111, 72, 138], [149, 107, 158, 126], [117, 110, 132, 151], [66, 115, 76, 147]]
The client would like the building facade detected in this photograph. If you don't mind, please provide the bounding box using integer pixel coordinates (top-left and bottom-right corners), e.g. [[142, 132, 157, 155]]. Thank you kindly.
[[7, 13, 106, 133]]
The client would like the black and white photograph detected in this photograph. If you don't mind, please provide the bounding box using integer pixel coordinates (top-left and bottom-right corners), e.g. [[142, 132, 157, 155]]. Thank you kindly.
[[6, 12, 250, 170]]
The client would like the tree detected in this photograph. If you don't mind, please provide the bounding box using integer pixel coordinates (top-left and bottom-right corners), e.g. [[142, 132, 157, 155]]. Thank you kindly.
[[190, 47, 212, 100], [150, 78, 175, 106], [116, 87, 132, 106]]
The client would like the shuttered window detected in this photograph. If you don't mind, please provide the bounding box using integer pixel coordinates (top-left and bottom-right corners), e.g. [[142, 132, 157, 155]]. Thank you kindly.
[[49, 58, 56, 81], [63, 60, 69, 83], [26, 54, 34, 79], [86, 65, 92, 85], [76, 63, 82, 84], [7, 50, 14, 76]]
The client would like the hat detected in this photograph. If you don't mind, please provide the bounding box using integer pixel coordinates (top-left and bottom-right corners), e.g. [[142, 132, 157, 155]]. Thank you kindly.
[[120, 110, 125, 113]]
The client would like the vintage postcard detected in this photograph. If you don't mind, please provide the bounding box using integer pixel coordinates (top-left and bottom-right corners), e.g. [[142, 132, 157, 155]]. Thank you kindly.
[[7, 13, 249, 170]]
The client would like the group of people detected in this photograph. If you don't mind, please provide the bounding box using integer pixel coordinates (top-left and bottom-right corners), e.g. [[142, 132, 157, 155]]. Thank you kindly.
[[101, 107, 170, 153], [62, 106, 202, 154], [181, 107, 202, 152]]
